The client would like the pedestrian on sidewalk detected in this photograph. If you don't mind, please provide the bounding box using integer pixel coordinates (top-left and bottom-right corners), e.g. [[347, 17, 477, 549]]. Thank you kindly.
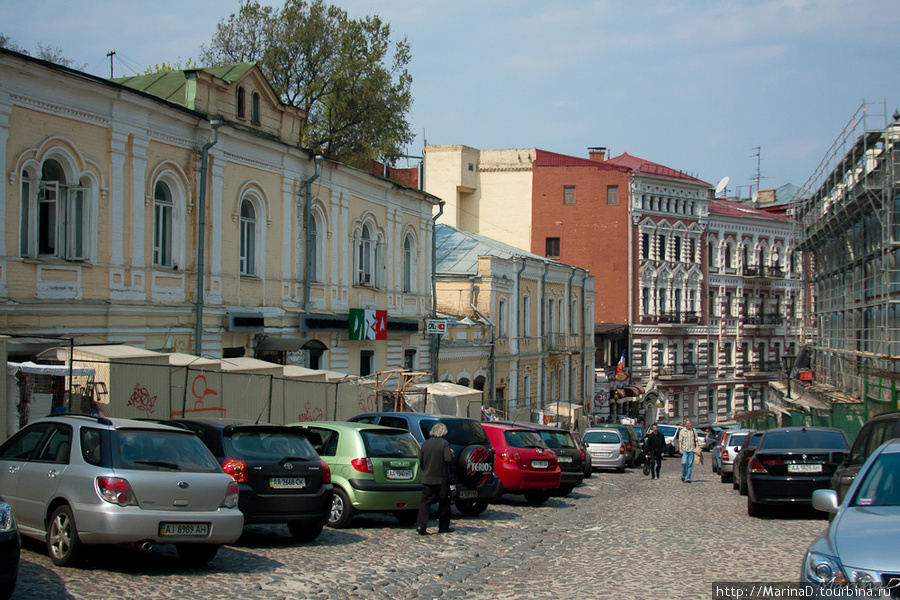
[[677, 420, 698, 483], [416, 422, 453, 535], [644, 423, 665, 479]]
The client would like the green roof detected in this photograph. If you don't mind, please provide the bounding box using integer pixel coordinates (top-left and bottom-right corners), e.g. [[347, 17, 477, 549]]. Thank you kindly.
[[111, 63, 257, 107]]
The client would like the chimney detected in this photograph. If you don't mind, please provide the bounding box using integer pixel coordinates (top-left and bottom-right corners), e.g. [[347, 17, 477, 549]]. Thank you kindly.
[[588, 147, 606, 162]]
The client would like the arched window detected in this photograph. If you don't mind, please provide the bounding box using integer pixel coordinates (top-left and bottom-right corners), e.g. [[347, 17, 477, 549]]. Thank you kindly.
[[724, 244, 733, 269], [402, 234, 414, 292], [357, 224, 373, 286], [498, 297, 507, 337], [309, 215, 318, 282], [251, 92, 260, 124], [240, 199, 256, 275], [237, 86, 246, 119], [20, 157, 91, 260], [153, 181, 173, 267]]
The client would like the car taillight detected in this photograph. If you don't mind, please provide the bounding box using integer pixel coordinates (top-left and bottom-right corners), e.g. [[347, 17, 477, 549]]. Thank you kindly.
[[626, 442, 632, 452], [351, 457, 373, 474], [499, 450, 520, 463], [763, 459, 786, 466], [619, 444, 625, 455], [222, 458, 249, 483], [749, 457, 766, 473], [722, 450, 729, 461], [97, 477, 136, 506], [320, 460, 332, 483], [579, 448, 586, 461], [222, 481, 240, 509]]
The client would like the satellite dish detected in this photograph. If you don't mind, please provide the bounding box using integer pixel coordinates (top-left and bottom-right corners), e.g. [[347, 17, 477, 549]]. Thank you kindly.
[[715, 176, 730, 197]]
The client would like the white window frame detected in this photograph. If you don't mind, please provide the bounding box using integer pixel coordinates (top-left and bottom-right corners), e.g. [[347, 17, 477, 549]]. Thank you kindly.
[[20, 160, 93, 261], [239, 198, 257, 276], [153, 181, 174, 268]]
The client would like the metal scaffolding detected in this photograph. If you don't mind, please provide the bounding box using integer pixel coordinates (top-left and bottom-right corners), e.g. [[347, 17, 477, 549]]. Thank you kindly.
[[793, 101, 900, 401]]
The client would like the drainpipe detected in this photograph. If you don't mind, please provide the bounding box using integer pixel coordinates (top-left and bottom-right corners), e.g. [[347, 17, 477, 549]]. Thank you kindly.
[[470, 275, 494, 409], [302, 155, 324, 333], [431, 201, 445, 382], [580, 268, 590, 420], [566, 266, 576, 410], [194, 119, 222, 357], [516, 256, 528, 414], [540, 261, 549, 415]]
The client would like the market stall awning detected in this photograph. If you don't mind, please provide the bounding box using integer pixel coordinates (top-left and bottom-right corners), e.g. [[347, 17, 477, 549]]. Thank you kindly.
[[7, 361, 96, 377]]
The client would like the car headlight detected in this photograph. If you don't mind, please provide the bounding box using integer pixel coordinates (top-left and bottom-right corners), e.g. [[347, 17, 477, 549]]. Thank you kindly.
[[805, 552, 848, 584], [0, 503, 16, 533]]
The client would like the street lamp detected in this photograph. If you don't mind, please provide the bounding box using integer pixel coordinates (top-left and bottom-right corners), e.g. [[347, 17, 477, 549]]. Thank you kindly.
[[781, 354, 797, 400]]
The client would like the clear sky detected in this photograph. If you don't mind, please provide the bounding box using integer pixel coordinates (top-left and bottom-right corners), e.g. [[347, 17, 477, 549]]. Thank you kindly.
[[3, 0, 898, 196]]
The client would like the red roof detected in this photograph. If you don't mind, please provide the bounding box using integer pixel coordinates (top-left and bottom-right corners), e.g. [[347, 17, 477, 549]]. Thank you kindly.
[[533, 149, 631, 173], [708, 199, 790, 221], [604, 152, 710, 186]]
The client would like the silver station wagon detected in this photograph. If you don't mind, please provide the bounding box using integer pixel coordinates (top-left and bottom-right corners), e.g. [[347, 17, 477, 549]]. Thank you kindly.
[[0, 414, 243, 567]]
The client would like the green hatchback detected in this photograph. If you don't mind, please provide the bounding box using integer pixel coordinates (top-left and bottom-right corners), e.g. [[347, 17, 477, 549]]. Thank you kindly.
[[288, 422, 422, 528]]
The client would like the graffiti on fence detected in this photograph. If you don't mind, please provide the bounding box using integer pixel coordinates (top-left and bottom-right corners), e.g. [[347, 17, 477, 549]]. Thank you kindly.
[[358, 393, 376, 413], [128, 383, 157, 415], [171, 374, 226, 417], [297, 402, 323, 422]]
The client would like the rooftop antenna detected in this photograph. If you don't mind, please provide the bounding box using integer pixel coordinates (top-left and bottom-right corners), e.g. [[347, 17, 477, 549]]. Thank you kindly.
[[106, 50, 115, 78], [715, 176, 730, 198], [751, 146, 761, 195]]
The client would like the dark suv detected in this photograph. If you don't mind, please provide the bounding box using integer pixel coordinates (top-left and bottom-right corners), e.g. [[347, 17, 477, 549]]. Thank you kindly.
[[161, 418, 333, 542], [348, 413, 497, 515], [831, 410, 900, 502]]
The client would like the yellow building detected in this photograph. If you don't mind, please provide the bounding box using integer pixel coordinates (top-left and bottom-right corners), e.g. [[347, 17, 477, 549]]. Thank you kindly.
[[0, 49, 439, 374], [434, 225, 595, 423]]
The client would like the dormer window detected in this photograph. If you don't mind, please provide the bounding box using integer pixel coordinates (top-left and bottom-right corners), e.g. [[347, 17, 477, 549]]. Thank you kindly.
[[237, 86, 246, 119], [251, 92, 260, 124]]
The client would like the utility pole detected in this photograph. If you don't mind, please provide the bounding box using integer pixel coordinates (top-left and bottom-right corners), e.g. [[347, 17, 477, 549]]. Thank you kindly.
[[106, 50, 115, 78], [751, 146, 761, 197]]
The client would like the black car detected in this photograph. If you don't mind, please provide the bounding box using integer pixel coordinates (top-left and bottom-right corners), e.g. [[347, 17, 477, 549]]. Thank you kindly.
[[0, 498, 19, 600], [497, 422, 584, 495], [348, 413, 498, 515], [733, 430, 763, 495], [594, 424, 643, 467], [831, 410, 900, 502], [746, 427, 849, 517], [162, 418, 333, 541]]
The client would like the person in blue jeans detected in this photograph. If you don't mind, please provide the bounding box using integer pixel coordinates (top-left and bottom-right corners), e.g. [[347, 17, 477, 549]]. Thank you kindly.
[[677, 420, 698, 483]]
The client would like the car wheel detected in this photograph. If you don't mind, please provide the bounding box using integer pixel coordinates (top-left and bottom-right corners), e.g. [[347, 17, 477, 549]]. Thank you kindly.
[[557, 485, 575, 497], [393, 510, 418, 525], [582, 466, 592, 479], [721, 471, 732, 484], [0, 579, 14, 600], [175, 543, 219, 566], [739, 475, 748, 496], [455, 500, 489, 516], [732, 473, 740, 490], [523, 491, 551, 505], [326, 488, 355, 529], [47, 505, 84, 567], [625, 456, 634, 468], [747, 496, 766, 518], [288, 520, 325, 542], [616, 465, 626, 473]]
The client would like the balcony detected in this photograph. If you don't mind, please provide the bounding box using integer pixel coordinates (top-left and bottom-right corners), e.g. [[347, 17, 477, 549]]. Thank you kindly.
[[657, 311, 700, 327], [742, 313, 783, 328], [742, 265, 786, 280], [744, 360, 782, 376], [659, 363, 699, 380], [547, 333, 583, 354]]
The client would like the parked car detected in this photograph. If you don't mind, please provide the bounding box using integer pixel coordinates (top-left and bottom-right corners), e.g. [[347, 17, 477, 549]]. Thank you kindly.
[[481, 423, 561, 505], [716, 429, 751, 484], [831, 410, 900, 503], [290, 421, 421, 527], [0, 414, 243, 566], [571, 432, 592, 479], [653, 424, 681, 456], [802, 438, 900, 588], [0, 498, 19, 600], [582, 428, 627, 473], [733, 430, 764, 495], [629, 425, 645, 446], [501, 423, 584, 495], [348, 413, 497, 515], [698, 429, 719, 451], [594, 424, 642, 467], [746, 427, 849, 517], [712, 430, 729, 475], [161, 418, 332, 541]]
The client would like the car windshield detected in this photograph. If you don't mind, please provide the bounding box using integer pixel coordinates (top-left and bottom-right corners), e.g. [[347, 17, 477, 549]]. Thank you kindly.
[[584, 430, 620, 444], [728, 434, 748, 447], [758, 430, 848, 451], [360, 430, 419, 458], [851, 451, 900, 507], [504, 430, 546, 449], [226, 430, 319, 461], [656, 426, 677, 437], [539, 430, 576, 449], [421, 419, 490, 446], [115, 429, 221, 472]]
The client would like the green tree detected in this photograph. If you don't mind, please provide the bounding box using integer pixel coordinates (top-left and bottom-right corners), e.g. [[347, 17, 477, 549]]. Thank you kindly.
[[143, 57, 199, 74], [200, 0, 414, 166]]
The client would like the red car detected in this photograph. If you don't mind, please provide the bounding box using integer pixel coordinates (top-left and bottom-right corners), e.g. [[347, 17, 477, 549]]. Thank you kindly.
[[481, 423, 562, 505]]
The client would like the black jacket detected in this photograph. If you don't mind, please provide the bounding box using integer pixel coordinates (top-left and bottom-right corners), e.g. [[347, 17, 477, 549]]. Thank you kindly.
[[419, 436, 452, 485], [644, 430, 665, 457]]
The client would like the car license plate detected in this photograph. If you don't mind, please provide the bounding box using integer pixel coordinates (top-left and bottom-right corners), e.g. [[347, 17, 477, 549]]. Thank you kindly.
[[531, 460, 549, 468], [386, 469, 413, 480], [458, 489, 477, 499], [269, 477, 307, 489], [597, 452, 612, 458], [557, 455, 573, 463], [159, 522, 209, 537], [788, 464, 822, 473]]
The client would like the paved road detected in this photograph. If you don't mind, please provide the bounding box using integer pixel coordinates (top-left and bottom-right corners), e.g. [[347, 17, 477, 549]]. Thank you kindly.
[[11, 453, 827, 600]]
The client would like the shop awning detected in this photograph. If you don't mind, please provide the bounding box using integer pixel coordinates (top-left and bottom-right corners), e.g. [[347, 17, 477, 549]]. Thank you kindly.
[[614, 386, 643, 399]]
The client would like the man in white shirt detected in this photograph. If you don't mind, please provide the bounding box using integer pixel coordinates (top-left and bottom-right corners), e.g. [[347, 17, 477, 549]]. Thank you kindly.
[[677, 420, 698, 483]]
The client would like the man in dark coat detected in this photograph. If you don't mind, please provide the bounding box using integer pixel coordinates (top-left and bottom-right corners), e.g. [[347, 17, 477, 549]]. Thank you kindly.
[[416, 422, 453, 535], [644, 423, 665, 479]]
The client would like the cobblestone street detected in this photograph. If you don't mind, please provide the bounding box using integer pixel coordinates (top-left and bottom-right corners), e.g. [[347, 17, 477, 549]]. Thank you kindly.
[[12, 454, 827, 600]]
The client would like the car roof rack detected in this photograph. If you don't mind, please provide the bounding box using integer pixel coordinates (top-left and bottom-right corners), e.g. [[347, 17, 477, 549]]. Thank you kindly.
[[45, 412, 113, 426]]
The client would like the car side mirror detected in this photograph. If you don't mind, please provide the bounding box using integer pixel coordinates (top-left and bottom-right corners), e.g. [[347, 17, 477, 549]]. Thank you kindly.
[[811, 488, 840, 514], [830, 451, 847, 465]]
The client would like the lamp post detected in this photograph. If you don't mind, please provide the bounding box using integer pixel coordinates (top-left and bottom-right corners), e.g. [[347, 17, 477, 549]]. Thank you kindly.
[[781, 354, 797, 400]]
